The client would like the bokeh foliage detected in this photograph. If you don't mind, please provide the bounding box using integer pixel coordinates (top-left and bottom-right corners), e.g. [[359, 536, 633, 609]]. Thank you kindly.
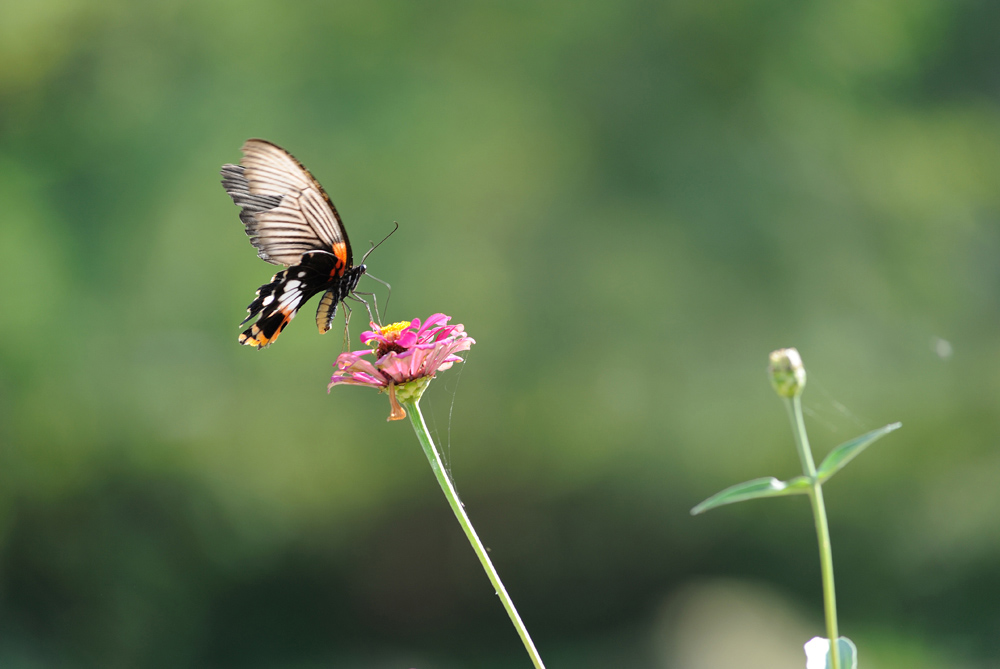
[[1, 0, 1000, 666]]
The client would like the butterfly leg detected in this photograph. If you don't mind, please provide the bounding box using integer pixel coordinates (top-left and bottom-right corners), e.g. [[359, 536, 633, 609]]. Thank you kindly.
[[340, 302, 354, 351], [349, 291, 380, 327], [362, 272, 392, 325]]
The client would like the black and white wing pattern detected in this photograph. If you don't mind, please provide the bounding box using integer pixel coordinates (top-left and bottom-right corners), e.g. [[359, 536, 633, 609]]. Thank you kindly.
[[221, 139, 364, 349], [221, 139, 353, 267]]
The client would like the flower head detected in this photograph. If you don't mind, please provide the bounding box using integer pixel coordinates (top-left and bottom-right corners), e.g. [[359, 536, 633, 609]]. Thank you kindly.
[[328, 314, 475, 420], [769, 347, 806, 398]]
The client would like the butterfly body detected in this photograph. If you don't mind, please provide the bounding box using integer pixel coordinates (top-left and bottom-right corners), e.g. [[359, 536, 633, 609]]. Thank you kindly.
[[222, 140, 365, 348]]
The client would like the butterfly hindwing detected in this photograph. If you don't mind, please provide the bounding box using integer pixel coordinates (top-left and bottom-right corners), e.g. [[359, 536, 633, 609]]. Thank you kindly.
[[238, 252, 335, 348], [238, 250, 364, 349]]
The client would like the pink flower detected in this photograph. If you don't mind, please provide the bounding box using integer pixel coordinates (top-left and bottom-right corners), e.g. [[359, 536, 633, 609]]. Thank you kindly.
[[328, 314, 475, 420]]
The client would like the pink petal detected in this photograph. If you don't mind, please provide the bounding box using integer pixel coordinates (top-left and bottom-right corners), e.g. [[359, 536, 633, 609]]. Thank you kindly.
[[378, 353, 411, 383], [423, 313, 450, 329], [342, 357, 384, 379], [408, 347, 431, 376], [327, 371, 387, 391], [396, 331, 418, 348]]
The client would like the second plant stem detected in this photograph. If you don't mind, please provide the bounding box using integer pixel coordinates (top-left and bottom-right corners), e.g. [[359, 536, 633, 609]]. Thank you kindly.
[[785, 395, 840, 669], [404, 399, 546, 669]]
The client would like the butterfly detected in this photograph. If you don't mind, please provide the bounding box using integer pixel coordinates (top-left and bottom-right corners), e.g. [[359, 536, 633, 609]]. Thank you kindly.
[[221, 139, 367, 348]]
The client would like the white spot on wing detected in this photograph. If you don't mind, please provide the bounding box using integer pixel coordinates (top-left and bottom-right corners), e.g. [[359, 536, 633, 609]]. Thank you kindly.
[[278, 290, 302, 311]]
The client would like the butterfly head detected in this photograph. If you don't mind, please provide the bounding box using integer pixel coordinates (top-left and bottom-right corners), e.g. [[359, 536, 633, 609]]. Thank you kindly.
[[348, 264, 366, 291]]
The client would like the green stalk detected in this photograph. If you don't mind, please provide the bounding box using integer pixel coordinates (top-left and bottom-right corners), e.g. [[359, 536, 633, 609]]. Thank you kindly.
[[403, 399, 546, 669], [785, 396, 840, 669]]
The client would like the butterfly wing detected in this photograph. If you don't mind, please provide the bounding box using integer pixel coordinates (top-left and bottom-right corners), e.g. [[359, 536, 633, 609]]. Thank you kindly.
[[222, 139, 356, 348], [239, 251, 344, 349], [222, 139, 353, 269]]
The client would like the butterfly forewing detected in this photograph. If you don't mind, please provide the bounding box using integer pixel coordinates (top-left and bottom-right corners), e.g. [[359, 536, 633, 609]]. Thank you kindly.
[[236, 140, 352, 267]]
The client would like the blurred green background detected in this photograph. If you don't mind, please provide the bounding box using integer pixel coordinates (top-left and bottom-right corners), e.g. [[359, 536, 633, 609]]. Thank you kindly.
[[2, 0, 1000, 667]]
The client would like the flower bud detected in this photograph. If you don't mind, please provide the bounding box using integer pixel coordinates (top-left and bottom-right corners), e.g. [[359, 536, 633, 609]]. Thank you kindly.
[[769, 348, 806, 398]]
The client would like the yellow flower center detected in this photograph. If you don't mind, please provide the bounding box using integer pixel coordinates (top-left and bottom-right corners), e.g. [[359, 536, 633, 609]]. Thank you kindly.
[[377, 321, 412, 338]]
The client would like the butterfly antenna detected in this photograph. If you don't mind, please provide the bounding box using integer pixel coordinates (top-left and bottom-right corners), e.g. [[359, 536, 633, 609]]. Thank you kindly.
[[364, 272, 392, 322], [361, 221, 400, 265]]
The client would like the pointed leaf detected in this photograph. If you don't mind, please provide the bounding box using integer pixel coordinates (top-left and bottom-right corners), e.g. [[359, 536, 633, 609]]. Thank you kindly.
[[691, 475, 811, 515], [804, 636, 857, 669], [816, 422, 901, 483]]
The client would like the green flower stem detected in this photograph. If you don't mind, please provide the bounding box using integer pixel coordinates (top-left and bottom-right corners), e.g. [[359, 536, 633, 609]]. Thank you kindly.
[[404, 399, 546, 669], [785, 396, 840, 669]]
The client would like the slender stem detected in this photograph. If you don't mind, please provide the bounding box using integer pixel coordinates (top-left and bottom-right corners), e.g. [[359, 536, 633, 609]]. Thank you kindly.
[[404, 399, 546, 669], [785, 396, 840, 669]]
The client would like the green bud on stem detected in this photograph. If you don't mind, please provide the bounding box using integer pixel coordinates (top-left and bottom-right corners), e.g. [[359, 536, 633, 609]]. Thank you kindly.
[[769, 347, 806, 398]]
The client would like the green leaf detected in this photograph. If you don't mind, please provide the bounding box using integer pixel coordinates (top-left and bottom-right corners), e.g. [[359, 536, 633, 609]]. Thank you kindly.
[[804, 636, 857, 669], [816, 422, 902, 483], [690, 475, 811, 515]]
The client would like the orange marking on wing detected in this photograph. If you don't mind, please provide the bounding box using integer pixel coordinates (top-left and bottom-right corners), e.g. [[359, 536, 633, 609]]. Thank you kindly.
[[240, 323, 275, 349], [330, 242, 348, 275], [239, 329, 267, 349], [239, 305, 298, 349]]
